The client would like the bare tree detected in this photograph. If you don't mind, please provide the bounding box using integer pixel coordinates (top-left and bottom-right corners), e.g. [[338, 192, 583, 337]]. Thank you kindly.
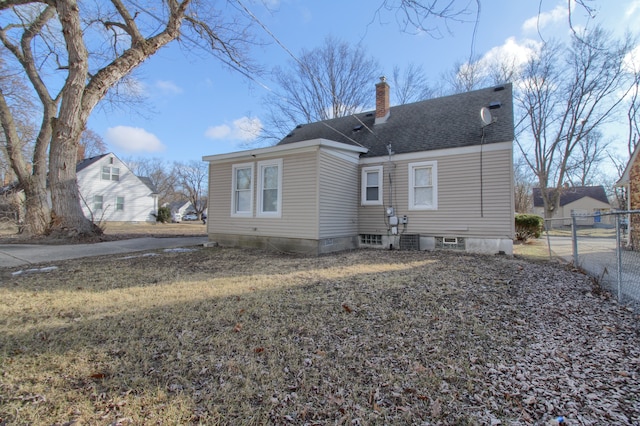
[[514, 156, 535, 213], [391, 63, 433, 104], [0, 1, 255, 237], [77, 129, 107, 160], [125, 156, 178, 207], [564, 130, 609, 186], [261, 37, 380, 141], [515, 27, 636, 219], [173, 160, 208, 219], [375, 0, 478, 37]]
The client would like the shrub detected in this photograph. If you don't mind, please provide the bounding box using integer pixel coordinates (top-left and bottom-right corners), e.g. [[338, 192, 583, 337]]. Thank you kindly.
[[515, 214, 544, 242], [156, 206, 171, 223]]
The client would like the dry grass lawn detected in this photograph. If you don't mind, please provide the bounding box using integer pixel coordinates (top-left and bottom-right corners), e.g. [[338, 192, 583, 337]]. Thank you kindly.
[[1, 238, 639, 424]]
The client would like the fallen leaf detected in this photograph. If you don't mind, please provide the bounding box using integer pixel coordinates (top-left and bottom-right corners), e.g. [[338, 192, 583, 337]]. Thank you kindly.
[[233, 323, 242, 333], [342, 303, 352, 313]]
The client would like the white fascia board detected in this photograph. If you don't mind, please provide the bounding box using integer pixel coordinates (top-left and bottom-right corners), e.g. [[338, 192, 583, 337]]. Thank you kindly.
[[358, 140, 512, 165], [202, 138, 368, 163]]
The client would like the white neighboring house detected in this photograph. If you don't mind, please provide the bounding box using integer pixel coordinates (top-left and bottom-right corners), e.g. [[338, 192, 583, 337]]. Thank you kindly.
[[76, 153, 158, 223]]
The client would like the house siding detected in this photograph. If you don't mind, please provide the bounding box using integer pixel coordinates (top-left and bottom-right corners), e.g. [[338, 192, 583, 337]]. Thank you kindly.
[[359, 145, 514, 240], [318, 149, 359, 239], [561, 197, 612, 226], [77, 156, 156, 223], [207, 150, 319, 241]]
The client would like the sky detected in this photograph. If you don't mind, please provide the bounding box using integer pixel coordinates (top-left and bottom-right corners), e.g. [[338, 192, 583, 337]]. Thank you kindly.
[[85, 0, 640, 165]]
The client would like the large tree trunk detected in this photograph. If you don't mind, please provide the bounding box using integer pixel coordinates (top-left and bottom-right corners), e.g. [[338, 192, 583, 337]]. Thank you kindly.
[[47, 0, 98, 237], [21, 177, 50, 235]]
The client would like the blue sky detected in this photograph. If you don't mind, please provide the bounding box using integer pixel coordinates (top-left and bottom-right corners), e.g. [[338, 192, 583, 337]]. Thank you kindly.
[[86, 0, 640, 164]]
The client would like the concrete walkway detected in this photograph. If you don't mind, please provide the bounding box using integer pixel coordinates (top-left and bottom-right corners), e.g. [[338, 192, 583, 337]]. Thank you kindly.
[[0, 236, 209, 269]]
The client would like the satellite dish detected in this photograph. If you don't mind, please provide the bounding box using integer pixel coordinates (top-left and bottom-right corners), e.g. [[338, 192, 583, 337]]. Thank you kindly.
[[480, 107, 493, 127]]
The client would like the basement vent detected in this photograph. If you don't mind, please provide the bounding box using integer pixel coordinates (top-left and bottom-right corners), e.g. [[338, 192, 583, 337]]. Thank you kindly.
[[360, 234, 382, 246], [399, 234, 420, 250], [435, 236, 465, 250]]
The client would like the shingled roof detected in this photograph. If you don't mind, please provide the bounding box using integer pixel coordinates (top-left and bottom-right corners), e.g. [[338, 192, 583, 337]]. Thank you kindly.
[[277, 83, 514, 158], [532, 186, 610, 207], [76, 153, 109, 172]]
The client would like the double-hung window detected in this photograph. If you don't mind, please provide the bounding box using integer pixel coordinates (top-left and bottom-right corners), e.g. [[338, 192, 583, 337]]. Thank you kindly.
[[257, 159, 282, 217], [361, 166, 383, 205], [116, 196, 125, 211], [408, 161, 437, 210], [232, 163, 253, 216]]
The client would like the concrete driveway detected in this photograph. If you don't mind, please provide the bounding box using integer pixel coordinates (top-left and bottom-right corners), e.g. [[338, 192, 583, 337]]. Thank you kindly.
[[0, 236, 209, 269]]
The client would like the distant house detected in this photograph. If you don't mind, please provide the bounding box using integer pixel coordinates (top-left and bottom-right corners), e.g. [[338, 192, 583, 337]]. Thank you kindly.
[[203, 80, 515, 255], [166, 200, 190, 222], [165, 200, 207, 222], [532, 186, 611, 225], [76, 153, 158, 223]]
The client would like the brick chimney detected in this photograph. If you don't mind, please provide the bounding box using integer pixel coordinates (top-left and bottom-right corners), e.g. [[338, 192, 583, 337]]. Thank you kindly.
[[375, 76, 390, 125]]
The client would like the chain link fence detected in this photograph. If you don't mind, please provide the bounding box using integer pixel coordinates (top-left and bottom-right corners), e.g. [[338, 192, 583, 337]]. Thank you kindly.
[[543, 211, 640, 308]]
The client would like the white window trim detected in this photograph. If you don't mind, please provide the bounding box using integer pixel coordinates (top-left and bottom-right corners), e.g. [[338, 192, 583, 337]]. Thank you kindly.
[[231, 162, 254, 217], [257, 158, 283, 218], [408, 160, 438, 211], [361, 165, 383, 206]]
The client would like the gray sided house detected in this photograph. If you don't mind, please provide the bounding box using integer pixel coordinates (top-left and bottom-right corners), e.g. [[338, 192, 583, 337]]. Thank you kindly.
[[203, 80, 515, 255], [532, 186, 611, 226]]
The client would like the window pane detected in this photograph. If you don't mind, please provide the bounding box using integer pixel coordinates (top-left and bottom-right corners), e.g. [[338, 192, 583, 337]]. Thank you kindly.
[[366, 171, 379, 186], [116, 196, 124, 210], [366, 186, 379, 201], [236, 190, 250, 212], [414, 168, 431, 186], [263, 188, 278, 212], [236, 168, 251, 190], [111, 168, 120, 181], [102, 167, 110, 180], [94, 195, 103, 210], [263, 166, 278, 189], [414, 187, 433, 206]]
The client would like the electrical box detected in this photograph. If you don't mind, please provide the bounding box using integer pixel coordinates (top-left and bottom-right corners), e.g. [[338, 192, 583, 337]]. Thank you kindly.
[[391, 226, 398, 235], [386, 207, 395, 216], [389, 216, 399, 226], [400, 215, 408, 224]]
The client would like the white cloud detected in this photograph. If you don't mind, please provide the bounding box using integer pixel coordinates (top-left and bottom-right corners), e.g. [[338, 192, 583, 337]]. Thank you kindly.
[[155, 80, 183, 95], [205, 124, 231, 139], [623, 44, 640, 73], [105, 126, 166, 153], [480, 37, 541, 70], [205, 116, 262, 142], [626, 0, 640, 18], [522, 2, 568, 33]]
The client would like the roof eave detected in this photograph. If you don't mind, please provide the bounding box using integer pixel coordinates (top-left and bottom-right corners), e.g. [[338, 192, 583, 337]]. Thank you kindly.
[[202, 138, 368, 163]]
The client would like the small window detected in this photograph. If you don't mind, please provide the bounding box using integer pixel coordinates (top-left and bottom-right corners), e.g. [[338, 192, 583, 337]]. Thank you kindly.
[[102, 166, 120, 181], [116, 196, 124, 211], [361, 166, 383, 206], [257, 159, 283, 217], [93, 195, 103, 211], [408, 161, 437, 210], [231, 163, 254, 217]]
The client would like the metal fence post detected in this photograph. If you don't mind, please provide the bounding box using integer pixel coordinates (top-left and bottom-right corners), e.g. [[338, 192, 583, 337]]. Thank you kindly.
[[572, 215, 578, 266], [615, 214, 622, 302]]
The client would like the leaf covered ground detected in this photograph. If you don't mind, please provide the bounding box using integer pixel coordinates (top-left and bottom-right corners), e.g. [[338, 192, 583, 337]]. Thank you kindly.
[[1, 247, 639, 425]]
